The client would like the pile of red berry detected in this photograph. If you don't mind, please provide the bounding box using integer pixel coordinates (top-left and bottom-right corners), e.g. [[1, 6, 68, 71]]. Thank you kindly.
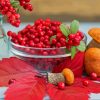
[[0, 0, 33, 27], [7, 18, 84, 49], [8, 18, 65, 48]]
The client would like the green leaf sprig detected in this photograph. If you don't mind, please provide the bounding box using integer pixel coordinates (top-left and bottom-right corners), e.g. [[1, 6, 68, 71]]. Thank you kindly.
[[77, 41, 86, 52], [10, 0, 20, 12], [60, 20, 86, 59], [60, 24, 70, 37], [70, 20, 79, 34]]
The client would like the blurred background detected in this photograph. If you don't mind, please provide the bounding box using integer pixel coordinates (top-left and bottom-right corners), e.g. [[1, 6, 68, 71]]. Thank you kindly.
[[19, 0, 100, 22]]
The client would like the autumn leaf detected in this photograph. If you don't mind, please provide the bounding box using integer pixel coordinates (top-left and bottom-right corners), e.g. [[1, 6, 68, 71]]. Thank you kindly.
[[5, 76, 46, 100], [0, 57, 35, 86]]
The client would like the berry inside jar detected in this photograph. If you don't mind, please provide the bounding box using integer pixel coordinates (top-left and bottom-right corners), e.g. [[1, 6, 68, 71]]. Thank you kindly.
[[8, 19, 86, 74]]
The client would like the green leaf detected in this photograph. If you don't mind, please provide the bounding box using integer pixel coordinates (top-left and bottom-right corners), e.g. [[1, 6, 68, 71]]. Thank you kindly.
[[65, 48, 70, 54], [17, 8, 20, 13], [10, 0, 20, 9], [71, 46, 76, 59], [10, 0, 14, 2], [77, 41, 86, 52], [50, 35, 56, 44], [60, 24, 70, 37], [70, 20, 79, 34]]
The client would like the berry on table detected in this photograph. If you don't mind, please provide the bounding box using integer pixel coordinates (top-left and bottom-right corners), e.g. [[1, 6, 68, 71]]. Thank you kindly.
[[83, 80, 89, 86], [90, 72, 97, 80], [58, 82, 65, 90], [8, 79, 16, 85]]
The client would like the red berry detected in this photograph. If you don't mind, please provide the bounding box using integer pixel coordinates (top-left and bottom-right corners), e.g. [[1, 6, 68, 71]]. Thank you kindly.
[[45, 18, 51, 23], [30, 34, 35, 39], [7, 31, 12, 37], [75, 35, 82, 41], [25, 48, 30, 53], [90, 73, 97, 80], [44, 39, 49, 44], [83, 80, 89, 86], [52, 38, 57, 44], [40, 37, 45, 42], [56, 42, 61, 47], [20, 0, 26, 6], [68, 40, 73, 45], [21, 40, 26, 45], [42, 51, 48, 55], [30, 50, 35, 54], [73, 38, 80, 46], [51, 50, 57, 55], [68, 34, 75, 39], [78, 31, 84, 39], [56, 33, 62, 39], [60, 38, 66, 43], [45, 35, 49, 40], [29, 40, 35, 47], [24, 0, 30, 3], [76, 32, 80, 36], [48, 30, 53, 36], [24, 4, 33, 11], [51, 26, 56, 31], [8, 79, 16, 85], [36, 43, 43, 48], [58, 82, 65, 90], [34, 32, 39, 37], [34, 38, 39, 43], [14, 14, 20, 19], [40, 31, 45, 36]]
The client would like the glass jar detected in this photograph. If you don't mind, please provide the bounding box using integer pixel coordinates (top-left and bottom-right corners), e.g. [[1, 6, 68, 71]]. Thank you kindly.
[[0, 15, 9, 59]]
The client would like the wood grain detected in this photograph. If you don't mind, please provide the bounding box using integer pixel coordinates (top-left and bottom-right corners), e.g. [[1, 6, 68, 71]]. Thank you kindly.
[[19, 0, 100, 21]]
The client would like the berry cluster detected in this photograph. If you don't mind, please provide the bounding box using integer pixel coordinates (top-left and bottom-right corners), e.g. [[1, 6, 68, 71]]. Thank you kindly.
[[67, 31, 84, 46], [19, 0, 33, 11], [0, 0, 33, 27], [7, 18, 68, 48], [0, 0, 20, 27]]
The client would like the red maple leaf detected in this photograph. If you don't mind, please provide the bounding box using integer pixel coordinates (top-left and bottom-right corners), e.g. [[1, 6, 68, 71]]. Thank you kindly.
[[0, 57, 36, 86], [5, 76, 46, 100]]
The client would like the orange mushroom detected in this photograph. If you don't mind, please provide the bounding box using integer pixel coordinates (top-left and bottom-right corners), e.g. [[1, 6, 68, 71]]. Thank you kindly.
[[62, 68, 74, 85]]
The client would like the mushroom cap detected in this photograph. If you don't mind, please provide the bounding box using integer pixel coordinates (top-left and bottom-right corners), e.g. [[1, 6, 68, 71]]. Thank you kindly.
[[62, 68, 74, 85], [88, 28, 100, 43]]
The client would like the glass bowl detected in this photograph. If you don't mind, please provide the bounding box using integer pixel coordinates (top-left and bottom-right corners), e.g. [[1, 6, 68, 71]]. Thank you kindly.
[[9, 34, 87, 74], [9, 40, 70, 71]]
